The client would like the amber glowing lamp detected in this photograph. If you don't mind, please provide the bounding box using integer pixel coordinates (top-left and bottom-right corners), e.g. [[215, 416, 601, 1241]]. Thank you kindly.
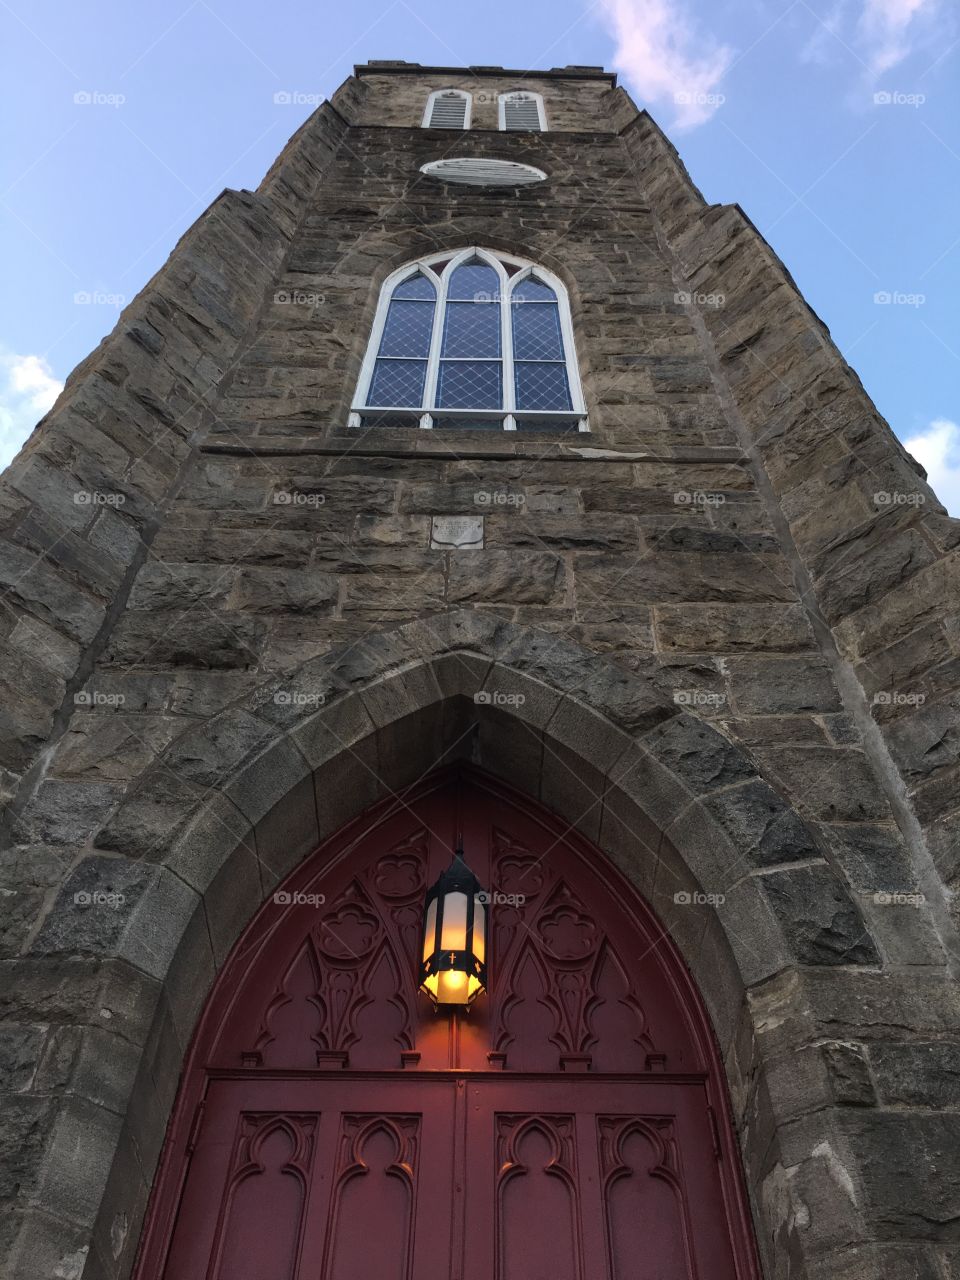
[[419, 845, 487, 1006]]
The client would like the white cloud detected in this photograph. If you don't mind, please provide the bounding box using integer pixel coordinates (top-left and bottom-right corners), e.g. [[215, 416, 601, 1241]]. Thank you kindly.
[[801, 2, 849, 66], [857, 0, 938, 75], [903, 417, 960, 516], [0, 351, 64, 469], [598, 0, 734, 128]]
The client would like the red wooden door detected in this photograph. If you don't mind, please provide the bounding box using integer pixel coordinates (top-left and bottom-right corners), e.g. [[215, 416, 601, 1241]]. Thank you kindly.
[[135, 768, 759, 1280], [463, 1078, 735, 1280], [163, 1078, 456, 1280]]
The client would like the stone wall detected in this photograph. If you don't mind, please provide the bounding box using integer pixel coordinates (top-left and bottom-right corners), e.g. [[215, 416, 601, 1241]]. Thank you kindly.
[[618, 105, 960, 939], [353, 61, 618, 131], [1, 62, 958, 1280]]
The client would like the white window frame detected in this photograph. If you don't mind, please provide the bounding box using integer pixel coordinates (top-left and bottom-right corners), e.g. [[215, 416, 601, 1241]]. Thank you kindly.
[[498, 91, 547, 132], [422, 88, 472, 130], [349, 247, 588, 432]]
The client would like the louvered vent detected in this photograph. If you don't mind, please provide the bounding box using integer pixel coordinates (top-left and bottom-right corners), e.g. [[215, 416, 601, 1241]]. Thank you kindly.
[[420, 159, 547, 187], [427, 92, 468, 129], [502, 94, 543, 131]]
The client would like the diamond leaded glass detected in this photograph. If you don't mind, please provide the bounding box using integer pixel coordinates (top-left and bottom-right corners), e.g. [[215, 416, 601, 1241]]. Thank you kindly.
[[442, 302, 501, 358], [512, 301, 564, 361], [514, 361, 572, 411], [368, 358, 427, 407], [437, 360, 502, 409], [393, 272, 437, 301], [513, 277, 557, 302], [378, 300, 435, 357], [447, 261, 500, 301]]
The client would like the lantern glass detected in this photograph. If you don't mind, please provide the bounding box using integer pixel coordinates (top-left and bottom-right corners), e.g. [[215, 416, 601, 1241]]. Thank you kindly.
[[440, 891, 468, 950], [422, 899, 437, 961], [419, 850, 488, 1007], [473, 897, 486, 964]]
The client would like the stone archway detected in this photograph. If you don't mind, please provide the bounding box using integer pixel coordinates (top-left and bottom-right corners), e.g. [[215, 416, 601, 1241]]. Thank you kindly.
[[132, 765, 762, 1279], [22, 613, 891, 1279]]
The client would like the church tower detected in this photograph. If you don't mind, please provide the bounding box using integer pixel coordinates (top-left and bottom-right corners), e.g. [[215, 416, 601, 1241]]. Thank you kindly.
[[1, 62, 958, 1280]]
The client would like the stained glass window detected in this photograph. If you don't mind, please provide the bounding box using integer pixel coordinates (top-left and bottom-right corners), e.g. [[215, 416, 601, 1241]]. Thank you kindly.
[[511, 278, 572, 411], [354, 253, 584, 428], [366, 272, 436, 407]]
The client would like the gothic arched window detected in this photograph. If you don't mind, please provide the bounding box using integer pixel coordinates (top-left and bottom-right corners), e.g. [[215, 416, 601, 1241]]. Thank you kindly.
[[350, 248, 587, 431], [422, 89, 471, 129], [498, 91, 547, 131]]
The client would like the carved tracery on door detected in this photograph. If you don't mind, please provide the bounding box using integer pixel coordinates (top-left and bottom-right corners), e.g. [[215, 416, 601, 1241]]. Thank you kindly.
[[134, 767, 760, 1280]]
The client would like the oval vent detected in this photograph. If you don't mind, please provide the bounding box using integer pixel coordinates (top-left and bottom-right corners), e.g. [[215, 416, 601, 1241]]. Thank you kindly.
[[420, 158, 547, 187]]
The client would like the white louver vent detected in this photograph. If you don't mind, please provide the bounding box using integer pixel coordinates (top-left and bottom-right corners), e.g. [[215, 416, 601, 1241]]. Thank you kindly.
[[426, 91, 469, 129], [501, 93, 544, 131], [419, 159, 547, 187]]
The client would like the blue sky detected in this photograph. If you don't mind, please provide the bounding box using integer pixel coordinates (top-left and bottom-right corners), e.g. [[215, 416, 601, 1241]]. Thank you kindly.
[[1, 0, 958, 509]]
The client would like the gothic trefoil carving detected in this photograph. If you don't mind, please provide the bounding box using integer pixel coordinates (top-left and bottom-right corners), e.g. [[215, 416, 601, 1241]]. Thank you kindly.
[[248, 830, 428, 1069]]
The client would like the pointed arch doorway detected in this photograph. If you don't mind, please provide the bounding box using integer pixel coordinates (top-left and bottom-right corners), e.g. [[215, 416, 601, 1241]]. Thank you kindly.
[[134, 766, 760, 1280]]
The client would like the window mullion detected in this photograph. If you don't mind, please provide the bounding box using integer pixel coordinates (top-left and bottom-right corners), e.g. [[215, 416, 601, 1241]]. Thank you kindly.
[[502, 280, 515, 427], [423, 264, 446, 414]]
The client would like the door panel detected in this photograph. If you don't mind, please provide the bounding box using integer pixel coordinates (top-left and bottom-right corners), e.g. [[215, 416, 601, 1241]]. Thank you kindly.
[[463, 1079, 738, 1280], [160, 1079, 455, 1280]]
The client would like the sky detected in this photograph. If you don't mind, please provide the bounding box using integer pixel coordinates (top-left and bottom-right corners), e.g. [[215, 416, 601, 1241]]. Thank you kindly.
[[1, 0, 958, 511]]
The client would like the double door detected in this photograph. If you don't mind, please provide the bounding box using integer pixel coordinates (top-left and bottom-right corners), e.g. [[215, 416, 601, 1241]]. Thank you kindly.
[[161, 1073, 740, 1280]]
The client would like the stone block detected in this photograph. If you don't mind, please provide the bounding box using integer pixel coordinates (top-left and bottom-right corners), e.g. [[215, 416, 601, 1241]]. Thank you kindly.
[[13, 779, 123, 847], [202, 835, 266, 968], [757, 747, 891, 822], [654, 602, 815, 652], [869, 1041, 960, 1108], [759, 864, 879, 966], [31, 857, 200, 983], [447, 550, 566, 604], [312, 729, 385, 841], [105, 610, 268, 669], [844, 1112, 960, 1240], [821, 1041, 876, 1106], [0, 1025, 43, 1092], [33, 1098, 123, 1227], [725, 656, 842, 715], [704, 779, 821, 868], [641, 713, 757, 794], [254, 771, 321, 889]]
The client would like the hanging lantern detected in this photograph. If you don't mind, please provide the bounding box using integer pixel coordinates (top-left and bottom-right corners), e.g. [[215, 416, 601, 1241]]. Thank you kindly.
[[419, 845, 487, 1006]]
